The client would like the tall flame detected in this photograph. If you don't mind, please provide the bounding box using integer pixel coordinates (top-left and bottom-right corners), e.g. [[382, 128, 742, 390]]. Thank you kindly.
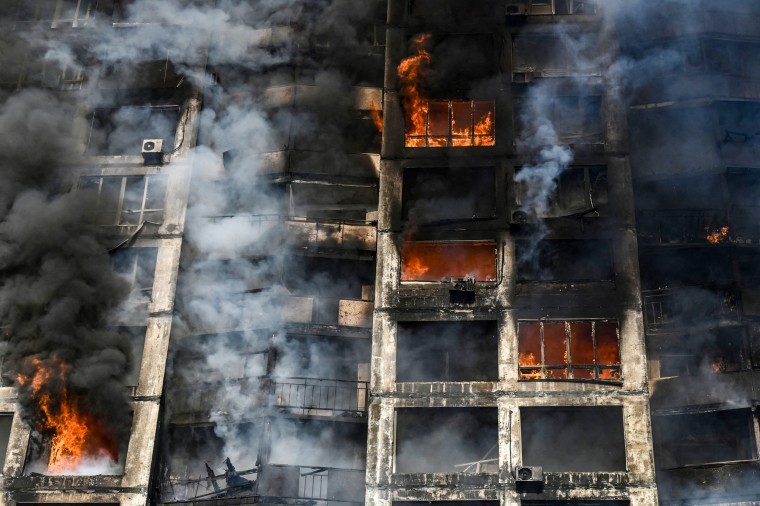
[[397, 33, 432, 147], [17, 357, 118, 474]]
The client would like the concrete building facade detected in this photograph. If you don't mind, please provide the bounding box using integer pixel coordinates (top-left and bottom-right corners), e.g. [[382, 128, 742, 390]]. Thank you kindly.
[[0, 1, 757, 506]]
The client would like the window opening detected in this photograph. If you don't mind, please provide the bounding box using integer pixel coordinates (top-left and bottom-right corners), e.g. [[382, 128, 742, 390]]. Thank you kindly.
[[406, 99, 494, 148], [80, 175, 166, 226]]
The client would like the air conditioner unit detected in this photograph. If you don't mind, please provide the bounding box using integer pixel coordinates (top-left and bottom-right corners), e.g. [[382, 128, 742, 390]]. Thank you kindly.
[[142, 139, 164, 165], [511, 210, 536, 224], [506, 3, 527, 15], [515, 466, 543, 482]]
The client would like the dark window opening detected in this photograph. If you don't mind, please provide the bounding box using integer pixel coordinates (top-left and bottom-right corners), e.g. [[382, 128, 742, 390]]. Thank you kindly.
[[86, 106, 179, 156], [658, 327, 750, 377], [640, 249, 735, 289], [402, 166, 497, 223], [283, 257, 375, 300], [395, 502, 498, 506], [516, 239, 614, 282], [395, 408, 498, 473], [100, 56, 183, 89], [653, 409, 757, 468], [112, 247, 158, 303], [521, 406, 626, 472], [515, 166, 607, 219], [400, 240, 497, 282], [396, 320, 498, 382], [518, 321, 621, 381], [80, 174, 166, 227], [0, 414, 13, 472], [515, 96, 603, 145], [116, 326, 147, 387], [512, 32, 599, 78], [522, 502, 628, 506]]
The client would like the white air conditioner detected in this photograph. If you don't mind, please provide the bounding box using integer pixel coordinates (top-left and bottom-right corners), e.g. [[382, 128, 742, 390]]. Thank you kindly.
[[142, 139, 164, 165], [515, 466, 543, 482], [506, 3, 527, 15]]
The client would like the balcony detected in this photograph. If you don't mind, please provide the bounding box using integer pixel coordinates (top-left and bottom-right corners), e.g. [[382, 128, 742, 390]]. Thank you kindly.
[[272, 377, 368, 417], [643, 287, 741, 336], [637, 209, 729, 246], [258, 464, 365, 503], [281, 296, 373, 328], [286, 219, 376, 252], [650, 371, 760, 410]]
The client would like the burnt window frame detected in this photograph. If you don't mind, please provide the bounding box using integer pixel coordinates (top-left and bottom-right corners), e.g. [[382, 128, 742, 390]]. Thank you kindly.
[[514, 165, 608, 219], [79, 174, 166, 227], [405, 99, 495, 148], [111, 246, 158, 302], [518, 320, 622, 382]]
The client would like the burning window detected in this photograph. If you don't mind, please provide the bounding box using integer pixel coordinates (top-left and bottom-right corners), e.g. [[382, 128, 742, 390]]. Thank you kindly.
[[400, 240, 497, 282], [395, 408, 498, 473], [514, 96, 603, 145], [402, 166, 497, 223], [521, 406, 626, 471], [405, 99, 495, 148], [516, 239, 614, 282], [652, 409, 756, 468], [112, 247, 158, 303], [396, 321, 498, 382], [518, 321, 621, 381], [80, 175, 166, 227], [86, 105, 179, 156]]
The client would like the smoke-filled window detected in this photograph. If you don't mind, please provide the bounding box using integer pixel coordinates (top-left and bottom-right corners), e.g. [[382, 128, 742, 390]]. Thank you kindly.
[[511, 32, 599, 79], [402, 166, 497, 223], [514, 96, 603, 145], [400, 240, 498, 282], [405, 99, 495, 148], [86, 106, 179, 156], [396, 320, 498, 382], [514, 165, 607, 219], [395, 408, 498, 473], [658, 327, 750, 377], [80, 175, 166, 227], [652, 409, 757, 468], [516, 239, 614, 282], [518, 320, 621, 381], [100, 55, 183, 89], [112, 247, 158, 303], [1, 0, 106, 27], [521, 406, 626, 471]]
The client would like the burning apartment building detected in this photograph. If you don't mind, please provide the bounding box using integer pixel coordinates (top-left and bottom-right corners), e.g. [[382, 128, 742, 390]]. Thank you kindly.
[[0, 0, 758, 505]]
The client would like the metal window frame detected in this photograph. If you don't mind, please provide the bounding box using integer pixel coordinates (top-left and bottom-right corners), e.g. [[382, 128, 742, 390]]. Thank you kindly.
[[406, 99, 495, 148]]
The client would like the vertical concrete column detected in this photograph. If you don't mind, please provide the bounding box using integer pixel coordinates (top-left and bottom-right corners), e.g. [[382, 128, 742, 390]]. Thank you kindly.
[[365, 400, 396, 492]]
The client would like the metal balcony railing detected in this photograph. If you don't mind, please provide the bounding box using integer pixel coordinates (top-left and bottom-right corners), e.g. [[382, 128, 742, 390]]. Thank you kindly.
[[272, 377, 368, 416]]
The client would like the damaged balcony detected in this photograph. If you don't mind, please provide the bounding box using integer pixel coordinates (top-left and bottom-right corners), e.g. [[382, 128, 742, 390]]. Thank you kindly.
[[271, 334, 369, 419], [642, 287, 741, 336], [282, 257, 375, 329]]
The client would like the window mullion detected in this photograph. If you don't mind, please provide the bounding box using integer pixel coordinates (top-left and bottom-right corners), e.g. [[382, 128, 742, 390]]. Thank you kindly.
[[565, 321, 572, 379], [116, 177, 127, 226], [592, 321, 598, 380], [539, 321, 546, 379], [139, 176, 150, 224]]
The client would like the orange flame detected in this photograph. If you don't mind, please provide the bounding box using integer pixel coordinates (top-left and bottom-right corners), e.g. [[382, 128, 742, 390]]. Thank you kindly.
[[397, 33, 431, 146], [519, 353, 543, 379], [370, 100, 383, 133], [17, 357, 118, 474], [400, 241, 497, 282], [705, 225, 729, 244]]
